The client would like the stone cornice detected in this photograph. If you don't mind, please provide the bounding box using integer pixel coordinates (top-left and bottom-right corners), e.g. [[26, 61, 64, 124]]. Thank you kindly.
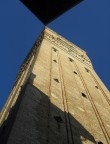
[[44, 30, 93, 68], [45, 27, 86, 53]]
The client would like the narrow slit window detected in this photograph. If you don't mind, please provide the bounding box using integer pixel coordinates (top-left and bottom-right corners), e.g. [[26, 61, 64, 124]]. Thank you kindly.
[[74, 71, 78, 75], [53, 60, 57, 63], [52, 47, 57, 52], [54, 78, 59, 83], [68, 57, 74, 62], [95, 86, 99, 89], [81, 93, 87, 98]]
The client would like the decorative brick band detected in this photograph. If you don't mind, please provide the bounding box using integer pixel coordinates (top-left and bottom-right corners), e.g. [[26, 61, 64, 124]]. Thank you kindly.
[[44, 31, 93, 68]]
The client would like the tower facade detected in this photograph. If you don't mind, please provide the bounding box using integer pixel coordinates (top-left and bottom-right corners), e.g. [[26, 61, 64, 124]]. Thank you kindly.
[[0, 27, 110, 144]]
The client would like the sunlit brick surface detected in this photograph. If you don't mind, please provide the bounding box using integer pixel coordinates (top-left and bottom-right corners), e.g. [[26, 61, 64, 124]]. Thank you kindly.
[[0, 28, 110, 144]]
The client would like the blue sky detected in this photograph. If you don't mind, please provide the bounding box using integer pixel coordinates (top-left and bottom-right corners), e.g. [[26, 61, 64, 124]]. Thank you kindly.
[[0, 0, 110, 110]]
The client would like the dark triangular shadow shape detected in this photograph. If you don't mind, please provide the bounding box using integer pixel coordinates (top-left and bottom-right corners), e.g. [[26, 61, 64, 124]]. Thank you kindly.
[[20, 0, 84, 25]]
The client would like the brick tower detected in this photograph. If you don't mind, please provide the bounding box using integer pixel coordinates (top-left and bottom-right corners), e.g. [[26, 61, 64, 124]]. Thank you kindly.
[[0, 27, 110, 144]]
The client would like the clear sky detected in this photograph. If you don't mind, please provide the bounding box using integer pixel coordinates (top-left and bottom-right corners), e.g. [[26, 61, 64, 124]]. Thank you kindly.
[[0, 0, 110, 110]]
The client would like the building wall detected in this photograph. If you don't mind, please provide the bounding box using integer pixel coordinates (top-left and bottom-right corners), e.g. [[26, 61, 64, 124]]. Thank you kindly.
[[0, 27, 110, 144]]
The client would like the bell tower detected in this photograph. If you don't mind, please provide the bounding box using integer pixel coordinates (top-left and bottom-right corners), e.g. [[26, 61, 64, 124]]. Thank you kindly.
[[0, 27, 110, 144], [0, 0, 110, 144]]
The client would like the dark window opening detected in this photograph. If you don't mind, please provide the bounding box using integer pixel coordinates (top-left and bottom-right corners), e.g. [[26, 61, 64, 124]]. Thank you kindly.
[[74, 71, 78, 75], [54, 116, 63, 123], [53, 47, 57, 52], [85, 67, 89, 72], [53, 60, 57, 63], [81, 93, 87, 98], [54, 78, 59, 83], [68, 57, 74, 62], [97, 141, 103, 144], [95, 86, 99, 89]]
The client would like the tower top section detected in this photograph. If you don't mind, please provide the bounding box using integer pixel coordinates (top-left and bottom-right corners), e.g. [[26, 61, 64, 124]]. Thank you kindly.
[[20, 0, 83, 24], [43, 27, 93, 68]]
